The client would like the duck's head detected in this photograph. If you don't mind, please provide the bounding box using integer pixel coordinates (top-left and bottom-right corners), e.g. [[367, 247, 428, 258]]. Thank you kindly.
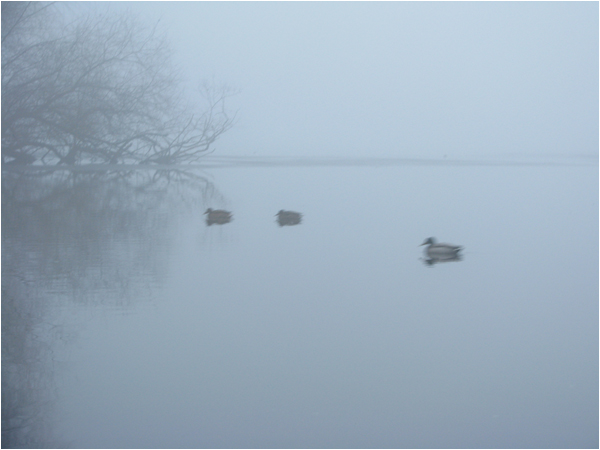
[[420, 237, 436, 246], [204, 208, 213, 214]]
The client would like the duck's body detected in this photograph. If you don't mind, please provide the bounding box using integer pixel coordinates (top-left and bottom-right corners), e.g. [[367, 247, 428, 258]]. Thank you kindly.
[[420, 237, 462, 259], [204, 208, 233, 225], [276, 210, 302, 226]]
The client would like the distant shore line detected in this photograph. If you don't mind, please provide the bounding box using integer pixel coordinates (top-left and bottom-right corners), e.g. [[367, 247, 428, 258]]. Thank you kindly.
[[2, 155, 596, 172]]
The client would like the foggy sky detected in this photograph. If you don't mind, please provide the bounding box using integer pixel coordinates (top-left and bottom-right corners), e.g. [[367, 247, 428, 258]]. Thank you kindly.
[[63, 1, 599, 160]]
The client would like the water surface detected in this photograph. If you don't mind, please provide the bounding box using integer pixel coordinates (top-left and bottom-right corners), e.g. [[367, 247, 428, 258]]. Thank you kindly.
[[2, 162, 598, 448]]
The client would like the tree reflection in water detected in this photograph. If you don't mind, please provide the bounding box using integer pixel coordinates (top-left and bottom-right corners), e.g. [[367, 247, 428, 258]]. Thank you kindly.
[[1, 168, 220, 448]]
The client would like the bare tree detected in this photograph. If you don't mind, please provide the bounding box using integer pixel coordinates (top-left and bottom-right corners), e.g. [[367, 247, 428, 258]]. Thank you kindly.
[[2, 2, 236, 166]]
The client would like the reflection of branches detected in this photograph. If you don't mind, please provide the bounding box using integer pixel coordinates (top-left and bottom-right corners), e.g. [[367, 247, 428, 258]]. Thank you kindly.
[[3, 167, 223, 209], [2, 272, 69, 448], [3, 167, 225, 311], [3, 168, 225, 445]]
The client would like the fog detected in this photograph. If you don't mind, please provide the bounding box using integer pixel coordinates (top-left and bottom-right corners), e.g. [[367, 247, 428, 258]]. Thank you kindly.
[[2, 2, 598, 449], [64, 1, 598, 160]]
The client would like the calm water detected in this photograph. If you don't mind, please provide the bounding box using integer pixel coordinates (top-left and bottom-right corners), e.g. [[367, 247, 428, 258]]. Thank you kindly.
[[2, 162, 598, 448]]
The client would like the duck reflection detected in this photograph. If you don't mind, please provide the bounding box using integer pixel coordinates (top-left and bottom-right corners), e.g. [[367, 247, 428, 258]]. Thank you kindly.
[[276, 210, 302, 226], [420, 237, 463, 266]]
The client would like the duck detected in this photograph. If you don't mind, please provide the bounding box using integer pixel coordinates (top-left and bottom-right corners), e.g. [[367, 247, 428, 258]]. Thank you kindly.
[[420, 237, 462, 258], [276, 210, 302, 226], [204, 208, 233, 225]]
